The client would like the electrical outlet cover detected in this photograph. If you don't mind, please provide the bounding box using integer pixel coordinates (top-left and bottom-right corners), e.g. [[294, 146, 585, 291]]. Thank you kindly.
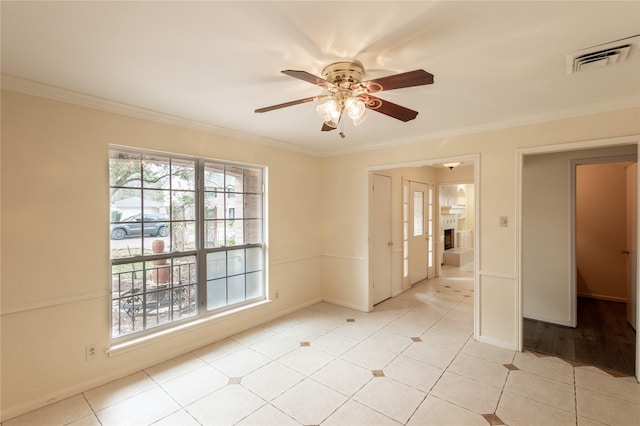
[[85, 344, 97, 360]]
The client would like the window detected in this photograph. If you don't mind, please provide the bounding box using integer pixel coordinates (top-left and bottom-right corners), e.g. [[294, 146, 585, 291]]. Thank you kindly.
[[413, 191, 424, 236], [109, 149, 265, 339]]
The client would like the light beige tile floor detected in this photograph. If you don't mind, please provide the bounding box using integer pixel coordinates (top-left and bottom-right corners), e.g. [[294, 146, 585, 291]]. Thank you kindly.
[[4, 266, 639, 426]]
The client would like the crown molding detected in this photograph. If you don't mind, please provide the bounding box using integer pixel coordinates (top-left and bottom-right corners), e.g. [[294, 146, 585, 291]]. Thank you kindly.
[[3, 74, 638, 159], [324, 97, 640, 157], [1, 74, 323, 157]]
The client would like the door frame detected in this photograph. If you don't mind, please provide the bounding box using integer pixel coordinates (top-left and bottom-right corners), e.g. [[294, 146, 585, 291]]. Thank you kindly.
[[570, 154, 637, 327], [516, 134, 640, 381]]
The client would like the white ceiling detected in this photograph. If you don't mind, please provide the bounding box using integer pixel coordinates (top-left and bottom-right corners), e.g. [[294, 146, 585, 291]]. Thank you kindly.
[[2, 1, 639, 156]]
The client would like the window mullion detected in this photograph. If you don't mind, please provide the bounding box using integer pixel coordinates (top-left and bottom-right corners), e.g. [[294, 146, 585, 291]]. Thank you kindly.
[[197, 159, 207, 312]]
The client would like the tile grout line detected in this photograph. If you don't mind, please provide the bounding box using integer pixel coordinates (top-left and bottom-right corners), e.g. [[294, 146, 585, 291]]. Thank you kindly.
[[486, 349, 517, 425], [141, 366, 195, 425], [405, 326, 476, 425], [79, 392, 101, 425]]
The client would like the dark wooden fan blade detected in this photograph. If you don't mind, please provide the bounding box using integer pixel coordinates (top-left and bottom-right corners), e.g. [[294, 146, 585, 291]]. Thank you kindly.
[[361, 69, 434, 93], [255, 96, 318, 113], [364, 95, 419, 122], [282, 70, 333, 88]]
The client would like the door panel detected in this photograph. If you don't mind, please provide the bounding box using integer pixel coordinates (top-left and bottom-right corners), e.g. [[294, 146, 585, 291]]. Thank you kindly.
[[372, 174, 392, 304], [409, 181, 434, 284]]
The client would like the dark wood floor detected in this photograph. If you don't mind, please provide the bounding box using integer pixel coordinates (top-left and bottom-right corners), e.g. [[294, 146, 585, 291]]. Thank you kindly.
[[524, 297, 636, 376]]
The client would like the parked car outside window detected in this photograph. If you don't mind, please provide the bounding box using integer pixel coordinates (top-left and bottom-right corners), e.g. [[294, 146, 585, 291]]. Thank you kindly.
[[110, 214, 169, 240]]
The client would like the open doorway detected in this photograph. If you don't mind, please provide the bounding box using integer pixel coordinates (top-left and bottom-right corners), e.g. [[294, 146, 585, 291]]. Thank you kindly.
[[440, 183, 475, 273], [367, 157, 479, 328], [520, 141, 638, 378]]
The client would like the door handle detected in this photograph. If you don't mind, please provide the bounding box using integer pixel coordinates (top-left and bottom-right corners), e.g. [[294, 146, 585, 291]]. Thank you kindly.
[[388, 241, 393, 246], [621, 249, 631, 255]]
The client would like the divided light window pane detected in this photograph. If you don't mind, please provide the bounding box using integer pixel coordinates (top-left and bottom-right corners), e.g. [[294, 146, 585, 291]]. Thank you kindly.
[[110, 149, 265, 339]]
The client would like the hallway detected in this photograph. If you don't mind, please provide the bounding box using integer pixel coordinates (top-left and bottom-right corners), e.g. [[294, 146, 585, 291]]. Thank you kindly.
[[524, 297, 636, 376]]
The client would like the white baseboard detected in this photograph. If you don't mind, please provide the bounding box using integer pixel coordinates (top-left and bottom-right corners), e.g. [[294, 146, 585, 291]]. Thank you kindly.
[[321, 297, 368, 312], [476, 334, 519, 351], [577, 293, 628, 303], [523, 312, 573, 327]]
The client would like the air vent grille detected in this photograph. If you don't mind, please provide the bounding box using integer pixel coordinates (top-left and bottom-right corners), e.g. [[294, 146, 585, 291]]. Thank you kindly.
[[567, 35, 639, 75]]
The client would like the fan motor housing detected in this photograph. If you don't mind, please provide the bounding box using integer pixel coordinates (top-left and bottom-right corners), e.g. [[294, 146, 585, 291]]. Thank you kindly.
[[322, 61, 364, 87]]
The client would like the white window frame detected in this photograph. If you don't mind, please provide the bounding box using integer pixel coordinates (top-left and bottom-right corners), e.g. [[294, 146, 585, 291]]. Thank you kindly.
[[109, 147, 266, 341]]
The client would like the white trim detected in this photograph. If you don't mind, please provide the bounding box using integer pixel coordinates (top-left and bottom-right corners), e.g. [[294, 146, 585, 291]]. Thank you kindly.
[[577, 293, 628, 303], [326, 98, 640, 157], [108, 299, 272, 357], [367, 155, 478, 172], [0, 291, 109, 315], [523, 313, 573, 327], [516, 148, 524, 351], [476, 334, 518, 351], [323, 254, 367, 262], [4, 74, 637, 158], [109, 296, 321, 357], [517, 135, 640, 155], [0, 363, 151, 422], [478, 271, 517, 280], [321, 297, 368, 312], [270, 255, 322, 266], [569, 159, 578, 328], [1, 74, 319, 157], [473, 156, 482, 345]]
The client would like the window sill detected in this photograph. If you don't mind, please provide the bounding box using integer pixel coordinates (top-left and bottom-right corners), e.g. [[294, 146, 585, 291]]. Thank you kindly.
[[107, 299, 272, 357]]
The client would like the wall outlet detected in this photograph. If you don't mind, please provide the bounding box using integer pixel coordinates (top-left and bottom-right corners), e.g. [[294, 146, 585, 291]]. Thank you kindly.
[[499, 216, 509, 227], [85, 344, 97, 361], [275, 292, 279, 299]]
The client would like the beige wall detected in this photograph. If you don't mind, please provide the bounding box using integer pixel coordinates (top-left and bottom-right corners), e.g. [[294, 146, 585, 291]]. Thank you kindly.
[[522, 147, 637, 325], [322, 110, 640, 350], [576, 162, 630, 302], [2, 88, 640, 420], [0, 91, 324, 419]]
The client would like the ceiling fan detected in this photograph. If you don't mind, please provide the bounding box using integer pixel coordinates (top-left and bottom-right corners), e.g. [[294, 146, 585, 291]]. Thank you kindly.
[[255, 61, 434, 136]]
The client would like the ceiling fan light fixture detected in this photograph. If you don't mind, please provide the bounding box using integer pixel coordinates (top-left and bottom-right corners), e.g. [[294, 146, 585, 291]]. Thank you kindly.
[[316, 99, 340, 127], [256, 61, 434, 136], [344, 97, 366, 123], [351, 110, 368, 126], [443, 162, 461, 170]]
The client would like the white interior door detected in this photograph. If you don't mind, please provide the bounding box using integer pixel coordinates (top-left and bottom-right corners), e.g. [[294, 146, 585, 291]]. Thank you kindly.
[[409, 181, 433, 284], [626, 162, 637, 330], [372, 174, 392, 304]]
